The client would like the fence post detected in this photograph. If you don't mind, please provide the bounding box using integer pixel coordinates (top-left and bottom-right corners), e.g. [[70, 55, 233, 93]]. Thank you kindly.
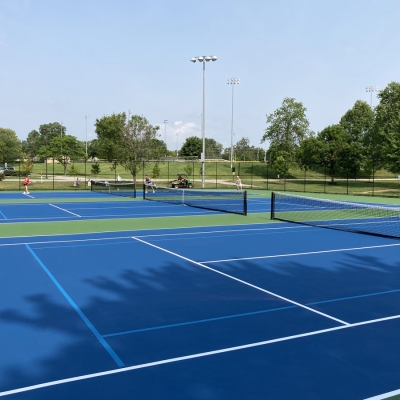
[[284, 161, 286, 191], [18, 160, 21, 191], [372, 163, 375, 196], [251, 163, 253, 189]]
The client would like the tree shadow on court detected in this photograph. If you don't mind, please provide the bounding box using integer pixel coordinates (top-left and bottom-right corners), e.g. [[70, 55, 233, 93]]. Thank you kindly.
[[1, 248, 400, 398]]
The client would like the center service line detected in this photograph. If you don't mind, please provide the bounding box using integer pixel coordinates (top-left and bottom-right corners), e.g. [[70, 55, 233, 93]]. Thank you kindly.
[[131, 236, 349, 326], [49, 203, 81, 217]]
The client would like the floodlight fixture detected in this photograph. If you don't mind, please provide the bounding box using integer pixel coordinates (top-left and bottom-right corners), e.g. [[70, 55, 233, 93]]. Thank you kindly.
[[366, 86, 379, 107]]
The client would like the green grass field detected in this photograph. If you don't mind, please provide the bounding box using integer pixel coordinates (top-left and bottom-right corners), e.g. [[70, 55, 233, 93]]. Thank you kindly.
[[1, 160, 400, 198]]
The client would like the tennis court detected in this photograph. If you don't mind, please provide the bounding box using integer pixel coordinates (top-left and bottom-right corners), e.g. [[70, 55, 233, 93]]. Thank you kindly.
[[1, 190, 400, 399]]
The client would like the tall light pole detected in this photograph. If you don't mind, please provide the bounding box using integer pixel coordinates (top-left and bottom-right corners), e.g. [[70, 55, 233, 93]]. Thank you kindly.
[[85, 115, 89, 160], [366, 86, 379, 107], [227, 78, 240, 170], [190, 55, 217, 188], [164, 119, 168, 157]]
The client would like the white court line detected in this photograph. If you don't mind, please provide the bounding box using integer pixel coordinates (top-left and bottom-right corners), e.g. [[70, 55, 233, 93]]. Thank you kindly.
[[132, 236, 349, 325], [1, 313, 399, 398], [0, 236, 133, 247], [133, 225, 310, 239], [0, 209, 209, 223], [0, 224, 299, 246], [202, 243, 400, 264], [49, 204, 81, 217], [364, 388, 400, 399]]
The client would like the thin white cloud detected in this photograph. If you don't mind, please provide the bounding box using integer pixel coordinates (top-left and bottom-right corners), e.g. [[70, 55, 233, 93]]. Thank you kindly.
[[163, 121, 199, 150]]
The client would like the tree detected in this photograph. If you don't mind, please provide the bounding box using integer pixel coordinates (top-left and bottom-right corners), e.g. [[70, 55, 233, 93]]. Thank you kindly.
[[67, 164, 80, 176], [205, 138, 223, 159], [152, 163, 161, 178], [35, 122, 67, 163], [0, 128, 21, 162], [184, 163, 193, 176], [91, 163, 101, 175], [296, 136, 324, 171], [316, 125, 349, 183], [38, 135, 85, 175], [275, 155, 290, 179], [235, 137, 251, 161], [0, 140, 6, 161], [148, 139, 167, 159], [366, 82, 400, 173], [95, 113, 126, 163], [118, 115, 160, 183], [233, 137, 260, 161], [339, 100, 374, 178], [20, 153, 34, 176], [180, 136, 202, 157], [87, 139, 101, 159], [25, 130, 42, 156], [263, 97, 310, 159]]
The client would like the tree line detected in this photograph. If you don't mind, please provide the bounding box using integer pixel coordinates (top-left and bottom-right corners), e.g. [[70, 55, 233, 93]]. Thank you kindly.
[[263, 81, 400, 182], [1, 81, 399, 182]]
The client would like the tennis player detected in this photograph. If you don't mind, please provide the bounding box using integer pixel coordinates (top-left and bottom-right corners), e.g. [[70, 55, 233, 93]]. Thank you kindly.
[[236, 175, 242, 192], [145, 175, 155, 193], [23, 174, 30, 194]]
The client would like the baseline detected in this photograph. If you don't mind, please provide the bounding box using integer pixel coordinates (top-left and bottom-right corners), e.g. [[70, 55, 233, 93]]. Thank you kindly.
[[1, 314, 399, 398]]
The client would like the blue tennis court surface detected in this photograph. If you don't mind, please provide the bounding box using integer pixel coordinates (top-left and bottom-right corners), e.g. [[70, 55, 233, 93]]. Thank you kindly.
[[0, 193, 269, 223], [1, 221, 400, 399]]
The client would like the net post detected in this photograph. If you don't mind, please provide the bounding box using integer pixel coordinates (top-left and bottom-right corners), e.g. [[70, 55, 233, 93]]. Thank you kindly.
[[134, 182, 136, 199], [90, 180, 93, 192], [243, 190, 247, 216], [270, 192, 275, 220], [143, 184, 146, 199]]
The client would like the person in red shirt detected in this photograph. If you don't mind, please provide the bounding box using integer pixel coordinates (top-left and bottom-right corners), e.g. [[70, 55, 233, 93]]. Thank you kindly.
[[23, 175, 30, 194]]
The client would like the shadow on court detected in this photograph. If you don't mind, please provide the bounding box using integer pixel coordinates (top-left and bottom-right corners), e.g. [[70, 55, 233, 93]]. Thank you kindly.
[[2, 247, 400, 399]]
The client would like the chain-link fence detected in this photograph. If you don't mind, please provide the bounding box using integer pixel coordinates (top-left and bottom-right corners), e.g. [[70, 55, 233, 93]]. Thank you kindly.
[[1, 159, 400, 198]]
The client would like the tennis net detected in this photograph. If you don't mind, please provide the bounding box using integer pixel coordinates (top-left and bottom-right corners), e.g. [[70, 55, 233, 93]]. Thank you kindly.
[[271, 191, 400, 238], [144, 185, 247, 215], [91, 181, 136, 198]]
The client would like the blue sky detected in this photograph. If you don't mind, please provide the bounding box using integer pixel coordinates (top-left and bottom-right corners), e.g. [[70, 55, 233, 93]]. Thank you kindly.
[[1, 0, 399, 152]]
